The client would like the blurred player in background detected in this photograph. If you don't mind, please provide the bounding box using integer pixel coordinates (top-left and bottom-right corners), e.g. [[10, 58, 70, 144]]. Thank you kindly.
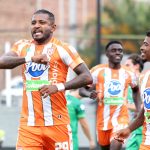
[[79, 41, 141, 150], [66, 89, 95, 150]]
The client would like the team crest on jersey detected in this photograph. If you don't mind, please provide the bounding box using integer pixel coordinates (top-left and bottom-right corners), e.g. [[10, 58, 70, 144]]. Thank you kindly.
[[105, 80, 122, 96], [143, 88, 150, 109], [25, 62, 49, 77], [47, 45, 55, 61]]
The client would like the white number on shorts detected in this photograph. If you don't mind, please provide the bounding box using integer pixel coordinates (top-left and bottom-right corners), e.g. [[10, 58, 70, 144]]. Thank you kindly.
[[55, 141, 69, 150]]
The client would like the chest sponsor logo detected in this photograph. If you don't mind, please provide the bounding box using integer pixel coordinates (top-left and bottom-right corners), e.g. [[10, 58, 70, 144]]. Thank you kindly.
[[25, 62, 49, 77], [143, 88, 150, 109], [105, 80, 122, 96]]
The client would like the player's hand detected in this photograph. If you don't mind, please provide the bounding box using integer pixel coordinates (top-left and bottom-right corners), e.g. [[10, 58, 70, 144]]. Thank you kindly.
[[39, 85, 58, 98], [32, 54, 49, 65], [90, 90, 98, 99], [114, 127, 131, 143], [89, 140, 96, 150]]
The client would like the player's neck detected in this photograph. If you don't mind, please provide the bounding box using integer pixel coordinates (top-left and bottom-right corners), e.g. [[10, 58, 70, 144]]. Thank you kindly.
[[109, 63, 121, 70], [34, 35, 53, 45]]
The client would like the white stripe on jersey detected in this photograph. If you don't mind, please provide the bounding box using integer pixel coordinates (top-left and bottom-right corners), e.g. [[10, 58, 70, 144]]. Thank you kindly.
[[111, 105, 121, 128], [141, 71, 150, 95], [17, 42, 27, 55], [103, 68, 111, 130], [25, 44, 36, 80], [67, 124, 73, 150], [104, 68, 111, 97], [42, 96, 53, 126], [92, 67, 104, 84], [103, 105, 110, 130], [25, 44, 36, 126], [27, 91, 35, 126], [119, 68, 125, 97], [144, 124, 150, 145], [41, 44, 53, 126], [140, 71, 150, 145], [56, 45, 74, 67]]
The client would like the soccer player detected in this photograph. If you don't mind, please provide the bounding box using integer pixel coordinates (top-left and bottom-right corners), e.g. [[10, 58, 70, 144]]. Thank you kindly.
[[125, 54, 143, 150], [0, 9, 92, 150], [79, 41, 141, 150], [66, 89, 95, 150], [114, 31, 150, 150]]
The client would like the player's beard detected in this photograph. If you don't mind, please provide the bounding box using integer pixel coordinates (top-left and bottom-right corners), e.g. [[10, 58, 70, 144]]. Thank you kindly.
[[32, 32, 51, 44]]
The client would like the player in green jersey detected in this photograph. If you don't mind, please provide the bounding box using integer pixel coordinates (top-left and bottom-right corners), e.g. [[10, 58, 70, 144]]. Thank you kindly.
[[66, 89, 95, 150]]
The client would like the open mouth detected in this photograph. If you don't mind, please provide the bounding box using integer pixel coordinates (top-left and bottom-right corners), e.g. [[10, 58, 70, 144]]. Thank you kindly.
[[34, 32, 42, 36], [115, 56, 121, 60]]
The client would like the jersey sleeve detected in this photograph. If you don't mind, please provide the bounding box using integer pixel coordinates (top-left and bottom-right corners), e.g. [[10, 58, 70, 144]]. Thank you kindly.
[[57, 44, 84, 70], [11, 39, 29, 56], [90, 64, 104, 84]]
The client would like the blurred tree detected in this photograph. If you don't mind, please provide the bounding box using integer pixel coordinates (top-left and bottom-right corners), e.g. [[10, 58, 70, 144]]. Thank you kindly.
[[78, 0, 150, 67], [104, 0, 150, 34], [77, 19, 97, 68]]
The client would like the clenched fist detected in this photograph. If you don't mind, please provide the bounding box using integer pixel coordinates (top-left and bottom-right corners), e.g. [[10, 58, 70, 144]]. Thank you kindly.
[[32, 54, 49, 65]]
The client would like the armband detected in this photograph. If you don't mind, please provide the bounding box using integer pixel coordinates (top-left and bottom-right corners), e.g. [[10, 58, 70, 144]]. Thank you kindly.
[[25, 56, 32, 62], [56, 83, 65, 91]]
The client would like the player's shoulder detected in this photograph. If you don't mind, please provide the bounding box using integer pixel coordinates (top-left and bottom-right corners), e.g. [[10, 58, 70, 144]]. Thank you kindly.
[[62, 42, 77, 53], [14, 39, 32, 46], [139, 70, 150, 84], [52, 38, 77, 53], [91, 64, 107, 72], [140, 69, 150, 78]]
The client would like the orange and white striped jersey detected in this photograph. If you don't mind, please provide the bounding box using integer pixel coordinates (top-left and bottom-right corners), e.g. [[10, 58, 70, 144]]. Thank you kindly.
[[11, 37, 84, 126], [91, 64, 138, 130], [139, 70, 150, 146]]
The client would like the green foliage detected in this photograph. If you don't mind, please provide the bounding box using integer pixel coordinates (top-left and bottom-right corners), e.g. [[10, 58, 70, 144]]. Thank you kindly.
[[104, 0, 150, 34], [79, 0, 150, 67]]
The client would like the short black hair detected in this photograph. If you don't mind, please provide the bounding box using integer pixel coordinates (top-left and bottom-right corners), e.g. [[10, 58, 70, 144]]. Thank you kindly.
[[146, 30, 150, 37], [34, 9, 55, 23], [105, 40, 123, 51], [128, 54, 144, 72]]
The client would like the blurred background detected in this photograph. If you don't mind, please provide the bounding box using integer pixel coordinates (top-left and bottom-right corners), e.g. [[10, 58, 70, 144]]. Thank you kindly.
[[0, 0, 150, 149]]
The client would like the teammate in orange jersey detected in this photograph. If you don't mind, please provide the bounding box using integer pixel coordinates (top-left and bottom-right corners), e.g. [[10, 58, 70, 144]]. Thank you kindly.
[[125, 54, 143, 150], [79, 41, 141, 150], [114, 31, 150, 150], [0, 9, 92, 150]]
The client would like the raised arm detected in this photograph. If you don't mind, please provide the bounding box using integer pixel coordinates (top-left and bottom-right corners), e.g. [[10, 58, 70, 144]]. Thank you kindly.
[[114, 106, 144, 142], [64, 63, 93, 90], [39, 63, 93, 98], [0, 51, 25, 69], [0, 51, 49, 69]]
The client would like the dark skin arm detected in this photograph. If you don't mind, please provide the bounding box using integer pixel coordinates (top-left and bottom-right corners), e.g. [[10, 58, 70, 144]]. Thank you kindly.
[[0, 51, 26, 69], [132, 85, 141, 112], [79, 85, 98, 99], [39, 63, 93, 98], [128, 106, 144, 131], [0, 51, 49, 69], [114, 106, 144, 142], [65, 63, 93, 90]]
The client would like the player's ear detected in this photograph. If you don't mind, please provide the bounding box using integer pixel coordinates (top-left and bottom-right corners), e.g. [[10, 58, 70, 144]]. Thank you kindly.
[[51, 24, 56, 32]]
